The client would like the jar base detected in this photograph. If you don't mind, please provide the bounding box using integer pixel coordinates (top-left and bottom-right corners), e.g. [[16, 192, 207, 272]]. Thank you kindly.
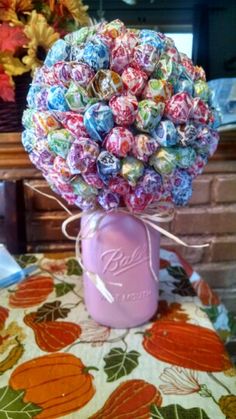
[[86, 302, 158, 329]]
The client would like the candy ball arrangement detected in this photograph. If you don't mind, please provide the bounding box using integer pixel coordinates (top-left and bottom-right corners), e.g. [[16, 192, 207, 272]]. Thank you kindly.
[[22, 20, 220, 212]]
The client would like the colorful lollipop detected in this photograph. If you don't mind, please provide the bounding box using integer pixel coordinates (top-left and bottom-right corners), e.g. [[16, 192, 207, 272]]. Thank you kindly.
[[84, 103, 114, 142]]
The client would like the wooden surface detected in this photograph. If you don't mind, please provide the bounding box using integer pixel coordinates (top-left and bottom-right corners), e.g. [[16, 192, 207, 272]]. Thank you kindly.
[[0, 180, 26, 253], [0, 132, 39, 180]]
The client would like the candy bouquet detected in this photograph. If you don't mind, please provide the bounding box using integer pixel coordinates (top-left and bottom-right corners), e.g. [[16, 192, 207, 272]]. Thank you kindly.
[[22, 20, 220, 328]]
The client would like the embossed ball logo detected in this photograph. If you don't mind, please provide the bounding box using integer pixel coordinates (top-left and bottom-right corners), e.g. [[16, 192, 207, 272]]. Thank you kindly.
[[22, 19, 219, 213]]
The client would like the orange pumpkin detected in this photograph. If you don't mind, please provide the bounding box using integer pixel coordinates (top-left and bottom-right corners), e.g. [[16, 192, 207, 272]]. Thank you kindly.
[[9, 275, 54, 308], [0, 306, 9, 329], [143, 320, 232, 372], [24, 313, 81, 352], [9, 352, 96, 419], [90, 379, 162, 419]]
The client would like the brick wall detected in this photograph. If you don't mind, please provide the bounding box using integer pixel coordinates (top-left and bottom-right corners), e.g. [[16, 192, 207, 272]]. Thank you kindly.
[[161, 169, 236, 312]]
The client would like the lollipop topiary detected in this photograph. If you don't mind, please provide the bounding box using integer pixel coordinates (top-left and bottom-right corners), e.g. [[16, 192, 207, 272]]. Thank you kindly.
[[22, 19, 219, 213], [22, 20, 219, 328]]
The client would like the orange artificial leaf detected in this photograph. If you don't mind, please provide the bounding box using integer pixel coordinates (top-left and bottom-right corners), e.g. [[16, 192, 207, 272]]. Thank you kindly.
[[15, 0, 33, 14], [0, 0, 32, 24], [0, 0, 18, 23], [0, 23, 28, 53]]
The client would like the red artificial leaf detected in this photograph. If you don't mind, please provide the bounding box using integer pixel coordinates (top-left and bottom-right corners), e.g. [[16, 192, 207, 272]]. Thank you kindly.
[[0, 23, 28, 53], [0, 69, 15, 102]]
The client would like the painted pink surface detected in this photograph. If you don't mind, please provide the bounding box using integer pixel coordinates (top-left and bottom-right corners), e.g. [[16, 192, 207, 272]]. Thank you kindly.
[[81, 211, 160, 328]]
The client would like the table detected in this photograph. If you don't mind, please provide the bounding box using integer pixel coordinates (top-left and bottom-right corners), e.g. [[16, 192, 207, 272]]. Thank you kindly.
[[0, 249, 235, 419]]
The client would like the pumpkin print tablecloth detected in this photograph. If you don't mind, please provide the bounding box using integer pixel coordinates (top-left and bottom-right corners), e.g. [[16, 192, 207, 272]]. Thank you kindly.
[[0, 249, 235, 419]]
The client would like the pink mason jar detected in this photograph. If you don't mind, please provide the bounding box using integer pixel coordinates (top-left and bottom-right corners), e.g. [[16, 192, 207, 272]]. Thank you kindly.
[[81, 211, 160, 328]]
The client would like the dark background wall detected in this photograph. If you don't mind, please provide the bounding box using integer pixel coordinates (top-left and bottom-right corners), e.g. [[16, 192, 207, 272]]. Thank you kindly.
[[87, 0, 236, 80]]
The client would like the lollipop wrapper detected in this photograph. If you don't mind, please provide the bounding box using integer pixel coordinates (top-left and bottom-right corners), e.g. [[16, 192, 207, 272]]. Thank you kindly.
[[151, 120, 177, 147], [54, 111, 88, 138], [88, 69, 123, 100], [121, 156, 144, 186], [135, 99, 165, 132], [84, 103, 114, 142], [71, 62, 95, 87], [165, 92, 193, 124], [65, 82, 97, 112], [67, 138, 99, 174], [142, 79, 173, 103], [48, 129, 74, 159], [97, 189, 120, 210], [104, 126, 134, 157], [132, 134, 159, 162], [33, 112, 61, 136], [97, 150, 121, 182], [82, 39, 110, 71], [122, 66, 148, 96], [109, 94, 138, 126]]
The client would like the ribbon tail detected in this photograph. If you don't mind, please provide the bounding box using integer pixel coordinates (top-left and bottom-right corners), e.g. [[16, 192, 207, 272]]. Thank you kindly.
[[143, 219, 210, 248], [86, 271, 114, 303]]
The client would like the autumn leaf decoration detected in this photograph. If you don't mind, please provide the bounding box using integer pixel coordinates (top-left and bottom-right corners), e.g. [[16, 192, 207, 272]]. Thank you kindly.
[[0, 64, 15, 101], [103, 347, 141, 382], [0, 1, 89, 102], [15, 254, 38, 269], [33, 300, 71, 322], [0, 23, 28, 53], [167, 266, 196, 297], [0, 22, 29, 101], [0, 386, 42, 418], [150, 403, 210, 419], [66, 258, 83, 276]]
